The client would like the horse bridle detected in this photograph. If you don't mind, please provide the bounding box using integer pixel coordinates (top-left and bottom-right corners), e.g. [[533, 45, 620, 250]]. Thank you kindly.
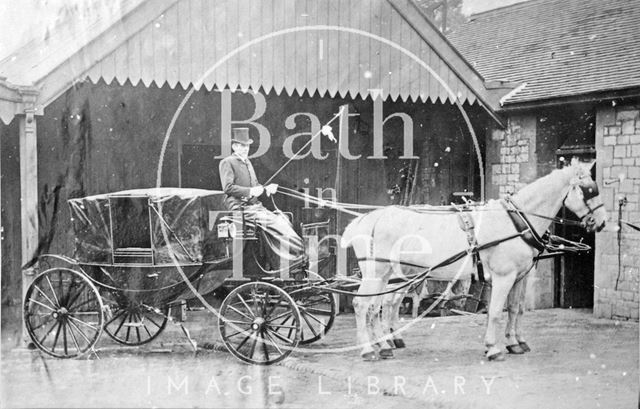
[[564, 178, 604, 229]]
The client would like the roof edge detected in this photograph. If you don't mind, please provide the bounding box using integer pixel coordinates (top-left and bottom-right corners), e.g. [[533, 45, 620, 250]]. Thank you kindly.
[[498, 86, 640, 111]]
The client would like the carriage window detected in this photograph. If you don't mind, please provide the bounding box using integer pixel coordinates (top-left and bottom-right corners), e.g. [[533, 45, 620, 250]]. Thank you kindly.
[[111, 197, 152, 249]]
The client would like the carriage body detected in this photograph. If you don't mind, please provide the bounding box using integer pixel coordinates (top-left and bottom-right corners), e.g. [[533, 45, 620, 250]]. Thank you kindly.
[[23, 188, 336, 363]]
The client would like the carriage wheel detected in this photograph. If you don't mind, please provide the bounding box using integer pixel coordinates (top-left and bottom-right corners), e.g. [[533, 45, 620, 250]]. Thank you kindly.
[[219, 282, 301, 365], [23, 268, 104, 359], [102, 295, 169, 346], [292, 290, 336, 345]]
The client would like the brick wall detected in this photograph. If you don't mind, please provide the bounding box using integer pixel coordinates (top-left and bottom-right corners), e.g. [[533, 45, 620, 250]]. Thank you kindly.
[[595, 105, 640, 321]]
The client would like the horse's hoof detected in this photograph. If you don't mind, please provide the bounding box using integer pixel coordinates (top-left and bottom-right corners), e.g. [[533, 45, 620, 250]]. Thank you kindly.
[[362, 351, 378, 361], [506, 344, 525, 354], [379, 349, 394, 359], [393, 339, 406, 349], [487, 351, 505, 362], [519, 342, 531, 352]]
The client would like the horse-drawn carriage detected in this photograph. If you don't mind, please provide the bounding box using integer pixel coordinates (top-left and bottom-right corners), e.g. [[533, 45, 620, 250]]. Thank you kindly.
[[23, 188, 336, 365], [24, 160, 607, 364]]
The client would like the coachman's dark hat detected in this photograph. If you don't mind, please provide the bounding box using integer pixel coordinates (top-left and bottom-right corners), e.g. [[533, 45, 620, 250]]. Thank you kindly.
[[231, 127, 253, 145]]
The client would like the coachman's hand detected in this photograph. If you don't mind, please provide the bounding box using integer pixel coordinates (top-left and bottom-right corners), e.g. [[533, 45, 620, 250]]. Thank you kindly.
[[249, 185, 265, 197], [265, 184, 279, 196]]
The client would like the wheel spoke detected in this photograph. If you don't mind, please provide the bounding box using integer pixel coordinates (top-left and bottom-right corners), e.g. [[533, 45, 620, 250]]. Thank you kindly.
[[67, 314, 99, 331], [112, 312, 129, 338], [66, 282, 88, 310], [134, 312, 142, 343], [144, 314, 163, 329], [227, 305, 254, 321], [300, 313, 320, 337], [303, 307, 332, 315], [235, 333, 252, 351], [266, 327, 295, 345], [223, 319, 252, 326], [30, 316, 56, 332], [125, 315, 132, 342], [62, 322, 68, 355], [37, 320, 58, 345], [65, 320, 83, 353], [302, 311, 326, 327], [235, 294, 256, 318], [28, 298, 56, 313], [225, 328, 253, 339], [260, 332, 269, 361], [263, 329, 284, 356], [68, 318, 94, 345], [44, 276, 61, 307], [265, 323, 298, 330], [248, 334, 258, 359], [105, 310, 126, 327], [32, 286, 57, 310], [268, 310, 293, 323]]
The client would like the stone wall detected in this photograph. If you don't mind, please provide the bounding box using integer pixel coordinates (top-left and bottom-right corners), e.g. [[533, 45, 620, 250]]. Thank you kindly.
[[594, 105, 640, 321], [486, 114, 555, 309]]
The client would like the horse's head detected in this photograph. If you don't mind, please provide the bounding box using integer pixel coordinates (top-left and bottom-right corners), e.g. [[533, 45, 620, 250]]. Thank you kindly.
[[563, 158, 607, 232]]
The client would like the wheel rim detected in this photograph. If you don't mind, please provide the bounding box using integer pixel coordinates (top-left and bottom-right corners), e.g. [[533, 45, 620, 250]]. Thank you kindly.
[[219, 282, 301, 365], [293, 291, 335, 345], [102, 294, 169, 346], [24, 268, 104, 359]]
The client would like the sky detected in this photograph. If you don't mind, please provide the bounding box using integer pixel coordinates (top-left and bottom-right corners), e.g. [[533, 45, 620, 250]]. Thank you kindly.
[[0, 0, 530, 62]]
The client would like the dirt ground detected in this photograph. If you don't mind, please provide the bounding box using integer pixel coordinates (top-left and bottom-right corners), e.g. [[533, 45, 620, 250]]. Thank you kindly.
[[2, 306, 638, 408]]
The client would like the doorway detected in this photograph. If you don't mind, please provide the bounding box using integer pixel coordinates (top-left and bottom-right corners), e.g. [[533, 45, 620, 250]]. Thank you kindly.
[[554, 150, 596, 308]]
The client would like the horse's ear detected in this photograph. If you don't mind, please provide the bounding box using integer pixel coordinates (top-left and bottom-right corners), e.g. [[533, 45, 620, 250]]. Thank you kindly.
[[570, 156, 580, 167]]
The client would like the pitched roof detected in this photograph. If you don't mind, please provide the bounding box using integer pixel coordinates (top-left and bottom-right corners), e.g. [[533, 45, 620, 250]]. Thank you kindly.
[[0, 0, 501, 125], [449, 0, 640, 106]]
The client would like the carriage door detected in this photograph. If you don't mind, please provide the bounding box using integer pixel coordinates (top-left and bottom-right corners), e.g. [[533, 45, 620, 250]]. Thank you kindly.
[[554, 150, 596, 308]]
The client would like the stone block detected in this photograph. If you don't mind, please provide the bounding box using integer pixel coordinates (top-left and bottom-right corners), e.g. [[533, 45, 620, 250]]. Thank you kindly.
[[611, 166, 627, 178], [631, 135, 640, 144], [492, 164, 502, 176], [603, 136, 617, 146], [622, 120, 636, 135], [628, 167, 640, 179], [614, 145, 627, 157], [517, 139, 529, 146], [608, 126, 622, 135], [510, 146, 520, 155], [502, 164, 510, 173], [623, 158, 636, 166], [507, 174, 519, 182], [617, 109, 640, 121], [614, 158, 622, 165], [505, 155, 515, 163], [600, 146, 614, 165], [510, 163, 520, 173], [521, 145, 529, 154], [491, 129, 505, 141], [500, 147, 509, 155], [621, 179, 635, 193], [517, 153, 529, 162], [631, 144, 640, 157], [621, 291, 635, 301], [618, 134, 630, 144]]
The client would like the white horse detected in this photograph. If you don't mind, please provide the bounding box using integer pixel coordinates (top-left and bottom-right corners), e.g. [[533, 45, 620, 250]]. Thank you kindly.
[[341, 159, 607, 361]]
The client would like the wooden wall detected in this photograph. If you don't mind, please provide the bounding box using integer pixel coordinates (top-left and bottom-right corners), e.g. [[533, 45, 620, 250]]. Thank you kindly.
[[2, 80, 486, 301]]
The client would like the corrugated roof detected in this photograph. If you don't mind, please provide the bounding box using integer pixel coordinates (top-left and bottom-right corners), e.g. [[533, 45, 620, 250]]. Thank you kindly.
[[449, 0, 640, 106], [0, 0, 501, 125]]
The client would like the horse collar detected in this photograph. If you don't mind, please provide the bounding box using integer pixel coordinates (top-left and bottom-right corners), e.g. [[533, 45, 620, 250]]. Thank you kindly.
[[502, 197, 548, 253]]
